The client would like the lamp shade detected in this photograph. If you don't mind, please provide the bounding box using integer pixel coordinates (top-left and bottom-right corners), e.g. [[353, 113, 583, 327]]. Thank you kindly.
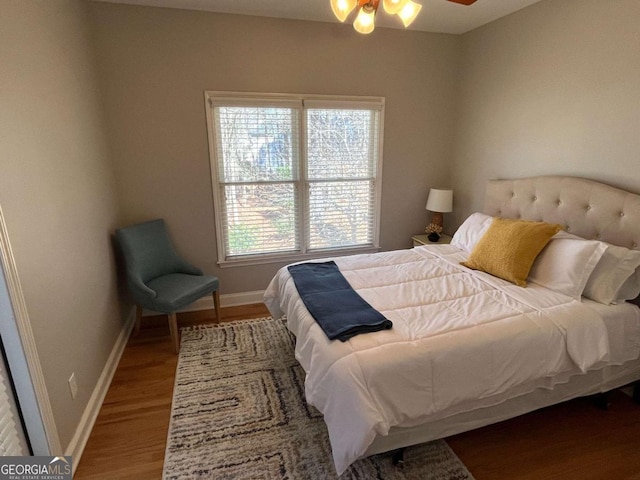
[[382, 0, 409, 15], [353, 6, 376, 34], [397, 0, 422, 27], [426, 188, 453, 213], [330, 0, 357, 22]]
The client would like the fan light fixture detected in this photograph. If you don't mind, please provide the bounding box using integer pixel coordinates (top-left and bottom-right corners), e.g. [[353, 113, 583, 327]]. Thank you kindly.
[[330, 0, 422, 34]]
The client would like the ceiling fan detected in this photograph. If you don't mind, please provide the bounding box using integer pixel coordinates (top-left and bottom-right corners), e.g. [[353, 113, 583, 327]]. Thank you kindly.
[[331, 0, 478, 34]]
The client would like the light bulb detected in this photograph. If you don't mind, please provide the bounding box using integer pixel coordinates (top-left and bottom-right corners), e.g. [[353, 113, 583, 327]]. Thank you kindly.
[[353, 6, 376, 34], [382, 0, 409, 15], [330, 0, 357, 22], [398, 0, 422, 27]]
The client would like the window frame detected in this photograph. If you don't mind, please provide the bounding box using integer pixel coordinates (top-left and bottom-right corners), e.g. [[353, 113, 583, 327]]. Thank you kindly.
[[205, 91, 385, 267]]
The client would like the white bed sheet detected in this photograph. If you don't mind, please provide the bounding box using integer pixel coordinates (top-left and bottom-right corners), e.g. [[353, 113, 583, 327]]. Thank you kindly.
[[264, 244, 639, 474]]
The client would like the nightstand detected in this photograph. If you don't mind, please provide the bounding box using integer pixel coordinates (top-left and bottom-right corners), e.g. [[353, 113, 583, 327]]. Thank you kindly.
[[412, 233, 452, 247]]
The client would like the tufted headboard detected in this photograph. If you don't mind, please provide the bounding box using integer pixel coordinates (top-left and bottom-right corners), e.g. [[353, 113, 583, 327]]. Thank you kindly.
[[484, 176, 640, 251]]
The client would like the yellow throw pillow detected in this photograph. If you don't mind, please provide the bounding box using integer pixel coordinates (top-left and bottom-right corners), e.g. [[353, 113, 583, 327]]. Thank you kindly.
[[461, 218, 561, 287]]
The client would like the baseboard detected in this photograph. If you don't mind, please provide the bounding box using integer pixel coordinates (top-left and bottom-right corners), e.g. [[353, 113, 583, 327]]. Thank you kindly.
[[65, 290, 264, 472], [66, 308, 136, 475], [208, 290, 266, 308], [142, 290, 265, 316]]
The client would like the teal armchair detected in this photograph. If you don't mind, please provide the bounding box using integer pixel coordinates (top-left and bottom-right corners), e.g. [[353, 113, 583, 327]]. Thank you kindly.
[[115, 219, 220, 353]]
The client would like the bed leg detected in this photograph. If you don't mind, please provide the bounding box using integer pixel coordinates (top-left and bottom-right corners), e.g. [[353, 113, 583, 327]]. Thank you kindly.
[[633, 382, 640, 405], [593, 392, 609, 411], [391, 448, 405, 469]]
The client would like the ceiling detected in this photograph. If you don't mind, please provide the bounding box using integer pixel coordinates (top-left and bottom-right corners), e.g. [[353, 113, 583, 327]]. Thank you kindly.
[[92, 0, 543, 35]]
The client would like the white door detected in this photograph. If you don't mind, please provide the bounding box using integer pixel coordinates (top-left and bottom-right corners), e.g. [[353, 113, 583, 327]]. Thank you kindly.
[[0, 348, 28, 455]]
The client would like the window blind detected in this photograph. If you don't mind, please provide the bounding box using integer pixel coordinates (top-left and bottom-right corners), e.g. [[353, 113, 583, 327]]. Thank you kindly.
[[214, 105, 301, 257], [306, 108, 379, 250], [206, 92, 384, 264]]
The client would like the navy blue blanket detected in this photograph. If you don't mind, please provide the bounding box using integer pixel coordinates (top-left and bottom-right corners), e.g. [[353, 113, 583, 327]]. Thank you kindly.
[[287, 261, 392, 342]]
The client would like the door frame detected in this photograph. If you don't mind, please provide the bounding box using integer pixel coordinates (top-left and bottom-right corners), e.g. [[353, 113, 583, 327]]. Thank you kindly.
[[0, 204, 61, 454]]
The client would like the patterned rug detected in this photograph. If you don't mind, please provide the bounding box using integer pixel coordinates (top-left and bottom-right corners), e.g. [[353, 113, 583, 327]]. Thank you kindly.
[[163, 317, 475, 480]]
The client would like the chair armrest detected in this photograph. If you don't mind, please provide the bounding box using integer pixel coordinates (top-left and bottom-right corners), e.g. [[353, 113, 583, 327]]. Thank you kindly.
[[127, 273, 157, 300]]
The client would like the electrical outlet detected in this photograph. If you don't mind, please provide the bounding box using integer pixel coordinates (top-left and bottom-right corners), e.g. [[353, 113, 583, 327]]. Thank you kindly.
[[68, 373, 78, 399]]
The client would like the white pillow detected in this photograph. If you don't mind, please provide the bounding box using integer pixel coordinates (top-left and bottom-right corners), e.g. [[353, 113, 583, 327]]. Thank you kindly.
[[451, 212, 493, 253], [619, 271, 640, 303], [583, 244, 640, 304], [528, 231, 607, 300], [616, 272, 640, 302], [615, 268, 640, 303]]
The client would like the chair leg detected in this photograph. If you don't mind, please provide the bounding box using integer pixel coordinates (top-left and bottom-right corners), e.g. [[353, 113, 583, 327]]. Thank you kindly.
[[168, 312, 180, 354], [134, 305, 142, 336], [213, 289, 221, 323]]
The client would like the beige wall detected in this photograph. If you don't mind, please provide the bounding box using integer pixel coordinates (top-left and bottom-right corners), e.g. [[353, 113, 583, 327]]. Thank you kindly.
[[451, 0, 640, 228], [87, 3, 460, 294], [0, 1, 123, 449], [3, 0, 640, 457]]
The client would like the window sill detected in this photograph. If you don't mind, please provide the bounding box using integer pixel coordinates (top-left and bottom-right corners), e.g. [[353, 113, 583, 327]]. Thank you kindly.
[[218, 245, 381, 268]]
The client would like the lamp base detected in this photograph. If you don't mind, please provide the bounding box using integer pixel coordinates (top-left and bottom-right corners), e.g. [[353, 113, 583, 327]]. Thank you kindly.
[[430, 212, 443, 228]]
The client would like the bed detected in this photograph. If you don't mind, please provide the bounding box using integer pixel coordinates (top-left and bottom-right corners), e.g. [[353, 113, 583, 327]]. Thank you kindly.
[[264, 175, 640, 475]]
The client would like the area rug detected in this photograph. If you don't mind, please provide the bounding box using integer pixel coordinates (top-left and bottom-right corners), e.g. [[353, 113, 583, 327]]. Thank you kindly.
[[163, 317, 475, 480]]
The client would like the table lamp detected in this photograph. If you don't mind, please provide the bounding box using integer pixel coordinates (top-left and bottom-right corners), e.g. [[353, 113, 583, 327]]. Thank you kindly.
[[425, 188, 453, 241]]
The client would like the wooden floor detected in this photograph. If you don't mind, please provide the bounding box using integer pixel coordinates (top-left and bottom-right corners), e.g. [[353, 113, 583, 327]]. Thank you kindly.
[[74, 304, 269, 480], [447, 391, 640, 480], [75, 305, 640, 479]]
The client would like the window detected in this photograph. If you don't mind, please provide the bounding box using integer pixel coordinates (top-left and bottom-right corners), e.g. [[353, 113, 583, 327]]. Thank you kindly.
[[205, 92, 384, 266]]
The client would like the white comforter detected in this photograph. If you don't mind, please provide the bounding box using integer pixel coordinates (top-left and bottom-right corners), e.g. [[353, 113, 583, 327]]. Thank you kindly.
[[264, 245, 611, 474]]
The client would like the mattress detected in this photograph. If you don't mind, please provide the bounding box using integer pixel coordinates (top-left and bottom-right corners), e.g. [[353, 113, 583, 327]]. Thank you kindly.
[[264, 244, 640, 474]]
